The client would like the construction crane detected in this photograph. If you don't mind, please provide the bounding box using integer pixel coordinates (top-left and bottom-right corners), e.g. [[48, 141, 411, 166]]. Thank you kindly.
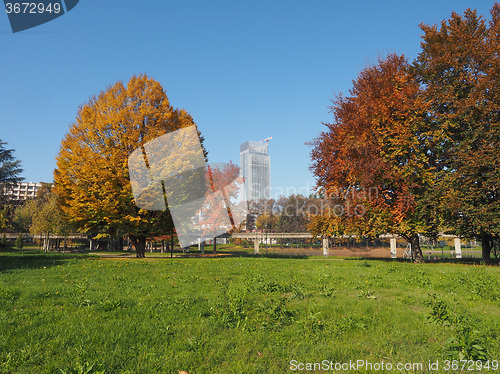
[[257, 136, 272, 144]]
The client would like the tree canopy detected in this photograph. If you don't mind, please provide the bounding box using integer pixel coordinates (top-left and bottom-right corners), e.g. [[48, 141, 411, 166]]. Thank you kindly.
[[310, 54, 435, 262], [15, 183, 70, 251], [310, 4, 500, 262], [252, 194, 321, 234], [0, 139, 24, 204], [54, 75, 202, 257], [414, 4, 500, 261]]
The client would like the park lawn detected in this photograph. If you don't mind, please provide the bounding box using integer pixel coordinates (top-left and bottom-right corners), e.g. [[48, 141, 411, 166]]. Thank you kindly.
[[0, 249, 499, 373]]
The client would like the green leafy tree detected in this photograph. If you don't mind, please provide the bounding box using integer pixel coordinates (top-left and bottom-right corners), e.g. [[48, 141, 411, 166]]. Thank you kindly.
[[0, 209, 8, 232], [13, 202, 31, 232], [0, 140, 24, 232], [15, 183, 71, 252], [0, 139, 24, 203], [15, 234, 23, 249], [414, 4, 500, 261]]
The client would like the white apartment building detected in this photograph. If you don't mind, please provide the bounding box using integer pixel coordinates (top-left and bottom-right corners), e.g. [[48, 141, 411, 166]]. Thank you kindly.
[[3, 182, 43, 201]]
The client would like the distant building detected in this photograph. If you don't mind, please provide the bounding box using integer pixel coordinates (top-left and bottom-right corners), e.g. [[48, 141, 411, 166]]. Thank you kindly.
[[240, 140, 271, 203], [3, 182, 43, 201]]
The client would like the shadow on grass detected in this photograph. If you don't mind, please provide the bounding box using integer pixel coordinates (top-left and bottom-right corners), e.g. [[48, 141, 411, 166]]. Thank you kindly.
[[0, 247, 91, 272], [112, 250, 310, 260], [336, 256, 499, 266], [206, 250, 498, 264], [218, 250, 309, 259], [13, 246, 495, 266], [90, 248, 500, 264], [88, 249, 310, 260]]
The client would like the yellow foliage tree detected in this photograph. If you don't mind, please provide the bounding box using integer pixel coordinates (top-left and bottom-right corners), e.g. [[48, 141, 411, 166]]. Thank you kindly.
[[54, 75, 203, 258], [15, 183, 70, 252]]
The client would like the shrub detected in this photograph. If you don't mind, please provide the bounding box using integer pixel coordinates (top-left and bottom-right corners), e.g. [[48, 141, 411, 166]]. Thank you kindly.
[[15, 234, 23, 249]]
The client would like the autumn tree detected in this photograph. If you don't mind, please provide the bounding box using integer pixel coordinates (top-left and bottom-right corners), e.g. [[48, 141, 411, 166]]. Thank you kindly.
[[54, 75, 201, 258], [310, 54, 439, 263], [251, 194, 323, 235], [247, 198, 275, 215], [414, 4, 500, 261], [274, 194, 312, 233], [255, 211, 279, 231], [15, 183, 70, 251], [196, 162, 246, 251]]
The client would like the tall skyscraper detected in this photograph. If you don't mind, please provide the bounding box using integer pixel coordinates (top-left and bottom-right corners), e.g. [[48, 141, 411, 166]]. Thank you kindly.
[[240, 139, 271, 203]]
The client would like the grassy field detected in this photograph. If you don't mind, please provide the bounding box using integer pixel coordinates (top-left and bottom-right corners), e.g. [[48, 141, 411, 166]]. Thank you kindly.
[[0, 247, 499, 373]]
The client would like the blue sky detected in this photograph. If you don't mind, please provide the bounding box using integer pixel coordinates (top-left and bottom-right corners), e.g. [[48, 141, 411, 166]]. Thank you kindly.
[[0, 0, 495, 198]]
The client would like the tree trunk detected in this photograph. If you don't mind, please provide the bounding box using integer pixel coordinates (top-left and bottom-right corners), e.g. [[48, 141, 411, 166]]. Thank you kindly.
[[129, 234, 146, 258], [408, 233, 424, 263], [170, 229, 174, 258], [481, 234, 492, 263], [44, 233, 49, 253], [213, 237, 216, 254]]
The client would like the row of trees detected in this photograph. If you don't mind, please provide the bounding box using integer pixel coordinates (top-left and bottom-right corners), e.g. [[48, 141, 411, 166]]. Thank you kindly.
[[1, 77, 242, 257], [251, 194, 320, 233], [0, 140, 69, 249], [4, 7, 497, 262], [14, 184, 69, 251], [309, 5, 500, 263]]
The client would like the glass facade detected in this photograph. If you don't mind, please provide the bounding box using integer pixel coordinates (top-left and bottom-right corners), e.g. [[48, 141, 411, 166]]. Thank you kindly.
[[240, 140, 271, 202]]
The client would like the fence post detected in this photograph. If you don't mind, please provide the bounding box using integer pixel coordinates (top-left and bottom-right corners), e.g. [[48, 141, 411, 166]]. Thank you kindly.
[[254, 236, 259, 255], [390, 237, 397, 258], [454, 237, 462, 259], [322, 237, 329, 257]]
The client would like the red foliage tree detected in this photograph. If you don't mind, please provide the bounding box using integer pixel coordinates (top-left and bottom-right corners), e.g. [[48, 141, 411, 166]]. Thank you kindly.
[[310, 54, 438, 262]]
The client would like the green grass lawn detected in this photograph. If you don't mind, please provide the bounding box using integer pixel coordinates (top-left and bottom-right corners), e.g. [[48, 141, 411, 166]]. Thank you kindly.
[[0, 248, 499, 373]]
